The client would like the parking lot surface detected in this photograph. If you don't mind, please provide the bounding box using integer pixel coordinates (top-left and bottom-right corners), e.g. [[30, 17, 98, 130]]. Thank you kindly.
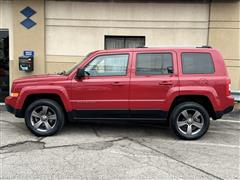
[[0, 107, 239, 179]]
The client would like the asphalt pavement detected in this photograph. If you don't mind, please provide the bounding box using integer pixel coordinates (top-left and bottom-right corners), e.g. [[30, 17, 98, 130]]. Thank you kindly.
[[0, 106, 239, 179]]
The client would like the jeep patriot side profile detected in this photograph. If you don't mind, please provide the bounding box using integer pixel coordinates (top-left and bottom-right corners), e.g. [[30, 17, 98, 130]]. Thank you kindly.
[[5, 47, 234, 139]]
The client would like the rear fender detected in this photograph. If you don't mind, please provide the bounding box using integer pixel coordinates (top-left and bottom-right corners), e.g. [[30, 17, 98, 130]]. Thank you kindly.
[[179, 86, 220, 111]]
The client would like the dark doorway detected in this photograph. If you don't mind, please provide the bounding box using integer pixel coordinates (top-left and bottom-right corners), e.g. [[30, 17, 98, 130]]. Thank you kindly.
[[0, 30, 9, 102]]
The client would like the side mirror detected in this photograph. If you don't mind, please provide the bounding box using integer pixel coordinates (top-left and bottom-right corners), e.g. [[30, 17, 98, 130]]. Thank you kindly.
[[167, 66, 173, 74], [76, 68, 85, 78]]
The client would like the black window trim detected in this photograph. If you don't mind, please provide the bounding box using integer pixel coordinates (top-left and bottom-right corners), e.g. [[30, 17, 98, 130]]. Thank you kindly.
[[84, 53, 130, 77], [181, 52, 215, 75], [135, 52, 174, 76]]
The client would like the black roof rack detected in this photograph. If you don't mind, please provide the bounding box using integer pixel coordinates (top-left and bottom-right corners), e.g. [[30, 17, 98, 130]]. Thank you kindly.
[[196, 45, 212, 48], [136, 46, 148, 48]]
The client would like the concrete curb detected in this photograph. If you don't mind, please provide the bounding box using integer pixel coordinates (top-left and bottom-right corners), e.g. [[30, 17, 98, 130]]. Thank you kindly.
[[0, 103, 6, 111], [0, 106, 6, 111], [234, 103, 240, 110]]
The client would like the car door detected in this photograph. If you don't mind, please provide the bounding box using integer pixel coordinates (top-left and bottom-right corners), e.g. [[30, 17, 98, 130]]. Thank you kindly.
[[129, 50, 179, 119], [71, 53, 131, 119]]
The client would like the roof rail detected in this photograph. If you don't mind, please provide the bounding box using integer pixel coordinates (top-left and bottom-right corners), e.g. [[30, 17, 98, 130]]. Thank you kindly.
[[196, 45, 212, 48], [136, 46, 148, 48], [135, 45, 212, 48]]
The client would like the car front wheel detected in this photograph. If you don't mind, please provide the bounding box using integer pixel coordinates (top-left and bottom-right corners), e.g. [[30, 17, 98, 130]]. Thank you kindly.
[[25, 99, 65, 136], [170, 102, 210, 140]]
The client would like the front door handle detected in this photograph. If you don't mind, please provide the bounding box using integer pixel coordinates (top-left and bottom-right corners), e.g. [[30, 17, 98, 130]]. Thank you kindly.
[[112, 82, 124, 86], [159, 81, 173, 85]]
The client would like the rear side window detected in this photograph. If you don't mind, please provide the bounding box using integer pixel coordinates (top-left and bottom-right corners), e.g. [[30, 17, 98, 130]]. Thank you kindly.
[[136, 53, 173, 75], [181, 53, 214, 74]]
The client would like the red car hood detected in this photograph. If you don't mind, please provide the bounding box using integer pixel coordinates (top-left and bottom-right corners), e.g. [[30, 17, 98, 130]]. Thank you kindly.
[[13, 74, 68, 84]]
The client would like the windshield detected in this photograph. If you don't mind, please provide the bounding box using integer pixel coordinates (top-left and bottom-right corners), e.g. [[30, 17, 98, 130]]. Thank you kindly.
[[58, 52, 93, 75]]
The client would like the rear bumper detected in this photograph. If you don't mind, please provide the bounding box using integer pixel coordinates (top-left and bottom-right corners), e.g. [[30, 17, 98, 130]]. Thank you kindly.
[[214, 105, 234, 120]]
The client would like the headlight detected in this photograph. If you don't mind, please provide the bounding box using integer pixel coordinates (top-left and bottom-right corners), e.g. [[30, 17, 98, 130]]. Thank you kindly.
[[10, 93, 19, 97]]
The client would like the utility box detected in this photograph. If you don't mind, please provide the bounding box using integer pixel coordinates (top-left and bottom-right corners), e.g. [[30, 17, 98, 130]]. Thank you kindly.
[[19, 56, 34, 72]]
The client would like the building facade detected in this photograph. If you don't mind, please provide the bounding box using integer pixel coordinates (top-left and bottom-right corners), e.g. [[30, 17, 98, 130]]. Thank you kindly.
[[0, 0, 239, 102]]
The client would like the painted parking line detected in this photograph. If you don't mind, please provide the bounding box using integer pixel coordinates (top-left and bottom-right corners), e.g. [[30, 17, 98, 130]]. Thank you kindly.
[[138, 138, 240, 149], [179, 141, 239, 148], [215, 119, 240, 123], [156, 139, 240, 149], [208, 130, 238, 135]]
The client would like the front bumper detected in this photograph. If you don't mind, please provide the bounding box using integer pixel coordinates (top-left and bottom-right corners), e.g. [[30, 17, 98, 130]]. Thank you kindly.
[[5, 96, 24, 118], [5, 103, 15, 114], [5, 103, 24, 118]]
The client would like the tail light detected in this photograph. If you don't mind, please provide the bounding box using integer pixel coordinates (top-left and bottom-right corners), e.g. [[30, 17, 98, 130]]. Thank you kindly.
[[226, 79, 231, 96]]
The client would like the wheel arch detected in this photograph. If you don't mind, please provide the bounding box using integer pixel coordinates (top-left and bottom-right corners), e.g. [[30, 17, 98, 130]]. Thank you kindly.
[[168, 95, 216, 120], [20, 93, 67, 118]]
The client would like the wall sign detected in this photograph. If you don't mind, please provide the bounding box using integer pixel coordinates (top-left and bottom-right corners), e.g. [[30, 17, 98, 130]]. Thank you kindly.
[[20, 6, 37, 29], [19, 50, 34, 72], [23, 50, 34, 57]]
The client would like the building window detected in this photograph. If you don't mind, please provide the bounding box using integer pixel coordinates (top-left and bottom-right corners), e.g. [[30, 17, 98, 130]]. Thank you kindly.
[[105, 36, 145, 49], [181, 53, 215, 74], [136, 53, 173, 75]]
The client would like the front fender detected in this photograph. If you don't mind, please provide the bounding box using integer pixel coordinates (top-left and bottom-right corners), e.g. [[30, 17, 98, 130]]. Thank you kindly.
[[15, 85, 72, 111]]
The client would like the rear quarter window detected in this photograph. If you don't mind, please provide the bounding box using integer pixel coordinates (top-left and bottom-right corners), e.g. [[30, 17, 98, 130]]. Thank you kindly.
[[181, 53, 215, 74]]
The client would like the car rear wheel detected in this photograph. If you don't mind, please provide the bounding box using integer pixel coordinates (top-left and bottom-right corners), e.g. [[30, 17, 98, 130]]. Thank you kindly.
[[170, 102, 210, 140], [25, 99, 65, 136]]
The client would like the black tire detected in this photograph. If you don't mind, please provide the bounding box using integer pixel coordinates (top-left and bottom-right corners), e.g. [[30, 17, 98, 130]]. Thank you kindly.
[[170, 102, 210, 140], [25, 99, 65, 136]]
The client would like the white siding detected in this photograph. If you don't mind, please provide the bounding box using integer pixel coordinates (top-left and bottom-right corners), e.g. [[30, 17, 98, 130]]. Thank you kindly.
[[45, 1, 209, 57]]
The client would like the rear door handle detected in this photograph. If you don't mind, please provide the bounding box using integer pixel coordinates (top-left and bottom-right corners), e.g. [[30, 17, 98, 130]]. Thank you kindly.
[[112, 82, 124, 86], [159, 81, 173, 85]]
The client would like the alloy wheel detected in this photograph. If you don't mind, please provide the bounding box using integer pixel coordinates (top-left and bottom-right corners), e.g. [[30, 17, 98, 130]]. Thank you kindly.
[[30, 105, 57, 132], [176, 109, 204, 136]]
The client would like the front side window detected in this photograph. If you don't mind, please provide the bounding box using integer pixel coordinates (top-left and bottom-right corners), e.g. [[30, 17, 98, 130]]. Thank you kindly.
[[85, 54, 129, 76], [136, 53, 173, 75], [181, 53, 215, 74]]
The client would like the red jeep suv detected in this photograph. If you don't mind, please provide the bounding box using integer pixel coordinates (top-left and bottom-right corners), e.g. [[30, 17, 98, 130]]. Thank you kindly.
[[5, 47, 234, 139]]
